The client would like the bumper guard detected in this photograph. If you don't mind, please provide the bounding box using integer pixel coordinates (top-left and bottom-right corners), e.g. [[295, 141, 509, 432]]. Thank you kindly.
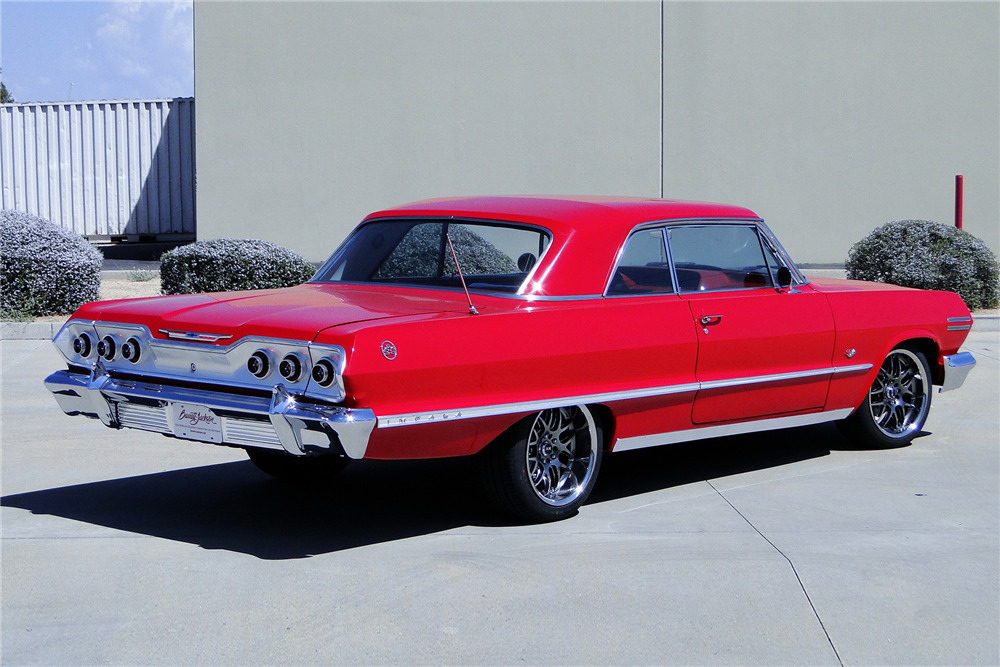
[[44, 363, 376, 459], [940, 351, 976, 393]]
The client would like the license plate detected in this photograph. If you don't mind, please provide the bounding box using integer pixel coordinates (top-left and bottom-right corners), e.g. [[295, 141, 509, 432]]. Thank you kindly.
[[170, 402, 224, 443]]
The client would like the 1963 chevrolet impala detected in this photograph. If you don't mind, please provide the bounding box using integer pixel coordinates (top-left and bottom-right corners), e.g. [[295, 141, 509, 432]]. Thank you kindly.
[[45, 196, 976, 521]]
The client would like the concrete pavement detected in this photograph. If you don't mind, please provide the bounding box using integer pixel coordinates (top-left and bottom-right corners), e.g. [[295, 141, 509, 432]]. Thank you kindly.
[[1, 333, 997, 665]]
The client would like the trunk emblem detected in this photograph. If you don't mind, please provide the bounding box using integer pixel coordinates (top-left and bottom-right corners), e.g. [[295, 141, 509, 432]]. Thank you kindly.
[[381, 340, 398, 360], [159, 329, 233, 343]]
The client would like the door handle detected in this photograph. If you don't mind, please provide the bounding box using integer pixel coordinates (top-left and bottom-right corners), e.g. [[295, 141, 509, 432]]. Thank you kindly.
[[699, 314, 723, 334]]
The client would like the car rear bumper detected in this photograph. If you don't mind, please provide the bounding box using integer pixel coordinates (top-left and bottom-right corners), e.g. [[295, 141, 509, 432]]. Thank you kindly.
[[940, 351, 976, 393], [44, 365, 376, 459]]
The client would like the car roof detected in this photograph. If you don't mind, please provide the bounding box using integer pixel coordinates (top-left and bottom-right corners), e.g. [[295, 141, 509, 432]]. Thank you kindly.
[[366, 195, 759, 233], [362, 196, 764, 297]]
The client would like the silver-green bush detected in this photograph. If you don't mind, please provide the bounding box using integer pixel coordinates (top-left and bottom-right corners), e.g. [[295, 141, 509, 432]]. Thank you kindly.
[[1, 210, 102, 317], [160, 238, 316, 295], [845, 220, 999, 310]]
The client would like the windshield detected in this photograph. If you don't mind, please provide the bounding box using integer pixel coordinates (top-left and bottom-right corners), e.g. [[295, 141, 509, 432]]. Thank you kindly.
[[313, 218, 551, 294]]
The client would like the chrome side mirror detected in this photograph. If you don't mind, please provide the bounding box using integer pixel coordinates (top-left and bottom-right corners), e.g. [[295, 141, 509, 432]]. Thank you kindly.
[[776, 266, 793, 290]]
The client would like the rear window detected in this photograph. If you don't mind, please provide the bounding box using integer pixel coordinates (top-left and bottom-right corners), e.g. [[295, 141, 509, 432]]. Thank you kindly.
[[314, 219, 551, 294]]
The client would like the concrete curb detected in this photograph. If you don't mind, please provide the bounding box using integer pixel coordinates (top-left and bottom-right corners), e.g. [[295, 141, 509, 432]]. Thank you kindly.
[[1, 320, 66, 341]]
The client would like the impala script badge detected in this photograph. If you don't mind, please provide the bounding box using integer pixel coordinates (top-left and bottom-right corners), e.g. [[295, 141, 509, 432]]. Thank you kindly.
[[381, 340, 398, 360]]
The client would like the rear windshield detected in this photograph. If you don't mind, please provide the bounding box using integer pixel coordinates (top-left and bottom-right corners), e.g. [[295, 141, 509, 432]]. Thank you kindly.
[[313, 219, 551, 294]]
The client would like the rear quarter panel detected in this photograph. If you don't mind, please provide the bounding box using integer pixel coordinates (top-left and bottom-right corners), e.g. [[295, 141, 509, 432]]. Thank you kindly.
[[314, 295, 700, 459]]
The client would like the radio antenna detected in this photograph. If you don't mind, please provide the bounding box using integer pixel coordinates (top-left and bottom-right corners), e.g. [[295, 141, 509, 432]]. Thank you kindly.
[[446, 233, 479, 315]]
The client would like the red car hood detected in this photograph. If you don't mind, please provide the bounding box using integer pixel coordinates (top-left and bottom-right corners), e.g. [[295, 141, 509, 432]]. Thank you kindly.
[[73, 283, 468, 343]]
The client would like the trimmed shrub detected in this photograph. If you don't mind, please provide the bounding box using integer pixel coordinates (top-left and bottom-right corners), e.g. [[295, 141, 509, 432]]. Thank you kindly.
[[374, 222, 516, 278], [845, 220, 999, 310], [160, 238, 316, 295], [1, 210, 102, 317]]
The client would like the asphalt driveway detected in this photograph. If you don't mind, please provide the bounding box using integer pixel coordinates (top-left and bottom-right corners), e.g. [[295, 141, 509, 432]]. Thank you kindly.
[[2, 333, 997, 665]]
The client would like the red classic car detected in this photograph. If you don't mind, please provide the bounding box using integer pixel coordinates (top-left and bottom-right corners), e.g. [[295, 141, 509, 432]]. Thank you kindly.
[[45, 196, 976, 521]]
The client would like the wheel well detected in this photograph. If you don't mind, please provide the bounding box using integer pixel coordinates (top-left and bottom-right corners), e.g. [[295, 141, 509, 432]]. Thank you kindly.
[[586, 404, 616, 452], [898, 337, 942, 385]]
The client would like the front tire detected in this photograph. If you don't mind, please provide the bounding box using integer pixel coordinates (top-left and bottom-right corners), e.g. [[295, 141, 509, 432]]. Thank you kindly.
[[480, 405, 603, 523], [838, 345, 932, 448], [246, 448, 349, 482]]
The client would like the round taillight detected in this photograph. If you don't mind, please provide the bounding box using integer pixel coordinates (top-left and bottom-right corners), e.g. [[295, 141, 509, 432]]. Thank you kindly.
[[72, 333, 93, 358], [247, 351, 270, 378], [121, 337, 142, 363], [311, 359, 336, 387], [97, 336, 117, 361], [279, 354, 303, 382]]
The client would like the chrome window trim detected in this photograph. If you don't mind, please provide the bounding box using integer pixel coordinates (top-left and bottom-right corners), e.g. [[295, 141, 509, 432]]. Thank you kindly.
[[603, 217, 808, 298], [612, 408, 855, 452], [666, 222, 803, 295], [377, 363, 871, 428], [604, 226, 676, 297], [311, 215, 554, 296]]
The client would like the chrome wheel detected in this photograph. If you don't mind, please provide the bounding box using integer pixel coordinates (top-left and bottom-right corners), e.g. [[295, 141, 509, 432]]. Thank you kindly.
[[867, 348, 930, 438], [838, 344, 932, 448], [525, 407, 599, 507], [479, 404, 604, 522]]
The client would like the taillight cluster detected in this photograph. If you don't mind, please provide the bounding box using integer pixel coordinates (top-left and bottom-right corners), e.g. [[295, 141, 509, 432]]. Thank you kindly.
[[245, 350, 339, 388], [75, 333, 142, 364], [61, 324, 345, 400]]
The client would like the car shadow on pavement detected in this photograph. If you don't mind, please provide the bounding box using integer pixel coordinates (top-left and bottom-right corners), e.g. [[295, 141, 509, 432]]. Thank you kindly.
[[2, 422, 897, 559], [590, 422, 853, 504]]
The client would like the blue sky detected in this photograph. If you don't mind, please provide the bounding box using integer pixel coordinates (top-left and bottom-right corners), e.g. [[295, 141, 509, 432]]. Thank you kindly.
[[1, 0, 193, 103]]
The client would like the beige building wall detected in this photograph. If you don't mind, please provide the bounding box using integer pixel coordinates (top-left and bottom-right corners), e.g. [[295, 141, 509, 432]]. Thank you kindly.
[[661, 1, 999, 263], [194, 1, 998, 264]]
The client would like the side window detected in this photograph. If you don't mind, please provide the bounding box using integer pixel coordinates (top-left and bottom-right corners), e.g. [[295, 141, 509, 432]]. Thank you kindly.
[[667, 225, 773, 293], [608, 229, 674, 295]]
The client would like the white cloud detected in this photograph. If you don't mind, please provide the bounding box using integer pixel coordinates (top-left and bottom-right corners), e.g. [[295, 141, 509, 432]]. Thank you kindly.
[[94, 0, 193, 95]]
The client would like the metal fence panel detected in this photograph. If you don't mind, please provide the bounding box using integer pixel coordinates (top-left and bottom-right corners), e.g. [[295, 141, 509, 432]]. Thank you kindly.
[[0, 98, 195, 241]]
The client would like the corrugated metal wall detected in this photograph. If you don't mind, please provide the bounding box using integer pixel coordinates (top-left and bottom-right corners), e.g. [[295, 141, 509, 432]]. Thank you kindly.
[[0, 98, 195, 241]]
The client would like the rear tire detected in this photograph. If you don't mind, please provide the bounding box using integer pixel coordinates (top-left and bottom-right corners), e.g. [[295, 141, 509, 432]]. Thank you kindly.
[[837, 345, 932, 448], [246, 448, 349, 482], [480, 405, 603, 523]]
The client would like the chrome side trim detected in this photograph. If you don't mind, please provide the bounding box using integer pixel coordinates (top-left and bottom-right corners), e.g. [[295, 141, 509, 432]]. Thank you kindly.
[[947, 316, 973, 331], [377, 382, 702, 428], [940, 351, 976, 393], [699, 363, 871, 391], [612, 408, 855, 452], [378, 363, 871, 428]]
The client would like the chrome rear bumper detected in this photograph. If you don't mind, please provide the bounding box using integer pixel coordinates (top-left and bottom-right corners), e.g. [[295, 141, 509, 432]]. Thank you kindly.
[[44, 364, 376, 459], [940, 351, 976, 393]]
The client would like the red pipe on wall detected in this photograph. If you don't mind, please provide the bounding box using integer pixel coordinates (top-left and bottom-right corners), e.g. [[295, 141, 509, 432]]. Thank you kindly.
[[955, 174, 964, 230]]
